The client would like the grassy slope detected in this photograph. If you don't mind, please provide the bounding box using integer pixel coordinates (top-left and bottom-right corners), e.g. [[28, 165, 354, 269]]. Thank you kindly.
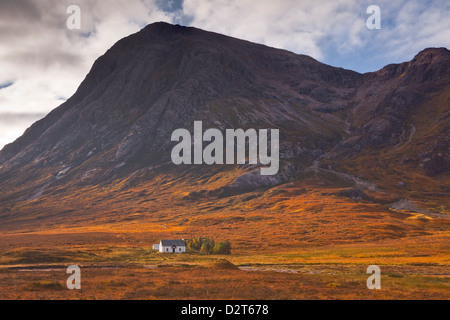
[[0, 87, 448, 299], [0, 161, 448, 299]]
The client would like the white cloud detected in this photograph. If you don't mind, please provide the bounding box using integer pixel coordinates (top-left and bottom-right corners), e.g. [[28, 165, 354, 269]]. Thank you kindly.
[[181, 0, 450, 66], [0, 113, 46, 149], [351, 0, 450, 63]]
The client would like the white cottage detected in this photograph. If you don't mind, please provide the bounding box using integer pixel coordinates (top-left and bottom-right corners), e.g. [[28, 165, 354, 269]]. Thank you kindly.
[[155, 239, 186, 253]]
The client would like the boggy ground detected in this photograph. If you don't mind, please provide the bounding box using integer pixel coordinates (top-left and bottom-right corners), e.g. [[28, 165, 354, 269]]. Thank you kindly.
[[0, 230, 448, 300], [0, 170, 448, 300]]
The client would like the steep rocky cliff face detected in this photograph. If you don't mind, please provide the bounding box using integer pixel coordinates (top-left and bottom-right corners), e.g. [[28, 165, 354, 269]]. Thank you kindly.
[[341, 48, 450, 149], [330, 48, 450, 176], [0, 22, 448, 226]]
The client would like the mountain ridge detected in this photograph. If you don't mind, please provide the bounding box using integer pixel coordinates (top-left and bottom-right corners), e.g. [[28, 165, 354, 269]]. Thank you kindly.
[[2, 24, 448, 164], [0, 22, 448, 231]]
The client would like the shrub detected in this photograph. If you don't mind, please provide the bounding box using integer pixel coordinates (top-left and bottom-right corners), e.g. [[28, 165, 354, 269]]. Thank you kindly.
[[187, 237, 231, 255]]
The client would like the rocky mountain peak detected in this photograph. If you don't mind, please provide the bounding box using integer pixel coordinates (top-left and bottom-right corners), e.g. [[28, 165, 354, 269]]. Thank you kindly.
[[411, 47, 450, 64], [373, 47, 450, 84], [0, 24, 448, 211]]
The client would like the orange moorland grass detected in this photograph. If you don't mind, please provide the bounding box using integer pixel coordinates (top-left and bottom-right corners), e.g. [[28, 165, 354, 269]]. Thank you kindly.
[[0, 161, 448, 299]]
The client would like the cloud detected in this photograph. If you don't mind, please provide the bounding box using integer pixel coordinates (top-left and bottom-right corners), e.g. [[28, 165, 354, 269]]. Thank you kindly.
[[0, 0, 179, 148], [0, 0, 41, 21], [182, 0, 375, 60], [182, 0, 450, 69], [0, 113, 47, 150], [0, 0, 449, 149]]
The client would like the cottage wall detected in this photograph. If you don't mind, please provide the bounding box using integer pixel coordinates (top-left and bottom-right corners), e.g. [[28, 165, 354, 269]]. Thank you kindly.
[[159, 244, 186, 253]]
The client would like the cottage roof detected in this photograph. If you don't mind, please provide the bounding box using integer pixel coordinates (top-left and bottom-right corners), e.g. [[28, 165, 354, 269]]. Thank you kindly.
[[160, 239, 186, 247]]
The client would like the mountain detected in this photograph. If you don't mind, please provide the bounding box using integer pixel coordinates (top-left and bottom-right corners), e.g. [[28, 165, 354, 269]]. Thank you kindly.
[[0, 22, 448, 234]]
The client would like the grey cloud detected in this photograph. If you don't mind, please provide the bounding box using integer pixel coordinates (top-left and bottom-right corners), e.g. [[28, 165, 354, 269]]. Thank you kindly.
[[0, 0, 178, 148], [0, 0, 41, 21], [0, 112, 47, 125], [3, 50, 83, 69]]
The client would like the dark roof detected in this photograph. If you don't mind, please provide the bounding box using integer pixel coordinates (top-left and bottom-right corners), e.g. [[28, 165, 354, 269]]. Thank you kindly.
[[160, 239, 186, 247]]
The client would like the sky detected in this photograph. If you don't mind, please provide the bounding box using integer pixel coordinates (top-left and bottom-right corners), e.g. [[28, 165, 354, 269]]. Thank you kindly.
[[0, 0, 449, 149]]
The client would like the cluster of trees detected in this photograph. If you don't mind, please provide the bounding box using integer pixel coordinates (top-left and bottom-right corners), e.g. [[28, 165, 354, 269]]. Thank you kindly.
[[186, 237, 231, 255]]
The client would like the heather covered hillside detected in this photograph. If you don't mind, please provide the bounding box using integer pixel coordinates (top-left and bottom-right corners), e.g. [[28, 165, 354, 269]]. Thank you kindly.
[[0, 23, 448, 232]]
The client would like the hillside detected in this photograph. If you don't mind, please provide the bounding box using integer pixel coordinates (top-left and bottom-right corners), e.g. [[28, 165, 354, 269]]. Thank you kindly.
[[0, 22, 448, 245]]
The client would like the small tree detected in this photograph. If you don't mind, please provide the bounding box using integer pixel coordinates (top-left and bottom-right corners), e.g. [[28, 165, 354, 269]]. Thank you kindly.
[[221, 240, 231, 255], [187, 237, 231, 255], [200, 242, 210, 254], [212, 242, 223, 254]]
